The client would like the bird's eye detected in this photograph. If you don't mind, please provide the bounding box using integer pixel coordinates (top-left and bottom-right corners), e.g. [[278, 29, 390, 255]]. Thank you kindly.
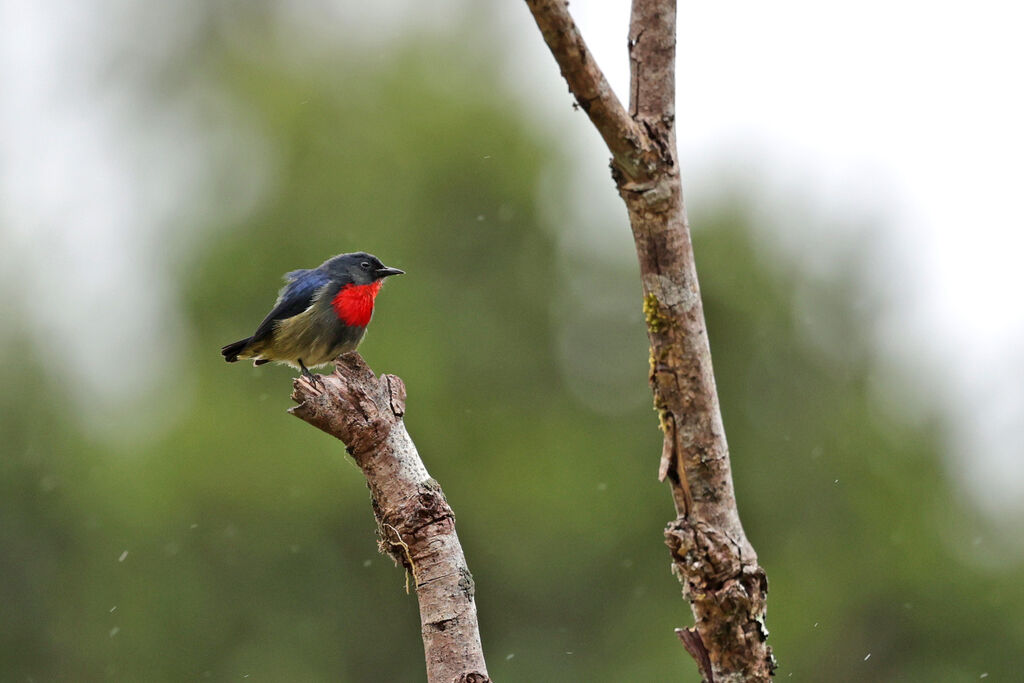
[[360, 262, 371, 270]]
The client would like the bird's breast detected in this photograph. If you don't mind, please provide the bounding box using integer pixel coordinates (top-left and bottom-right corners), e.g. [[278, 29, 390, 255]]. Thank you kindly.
[[331, 281, 382, 327]]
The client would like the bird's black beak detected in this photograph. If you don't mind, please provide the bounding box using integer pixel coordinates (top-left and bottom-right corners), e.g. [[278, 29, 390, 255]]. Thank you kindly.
[[376, 266, 405, 278]]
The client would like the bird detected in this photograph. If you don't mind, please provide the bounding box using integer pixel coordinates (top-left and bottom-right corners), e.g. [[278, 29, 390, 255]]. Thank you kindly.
[[221, 252, 403, 384]]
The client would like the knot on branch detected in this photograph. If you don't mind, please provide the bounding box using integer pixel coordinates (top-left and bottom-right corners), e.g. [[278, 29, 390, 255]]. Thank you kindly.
[[288, 353, 405, 461], [381, 482, 454, 546], [666, 518, 774, 677], [665, 519, 742, 592], [454, 673, 491, 683]]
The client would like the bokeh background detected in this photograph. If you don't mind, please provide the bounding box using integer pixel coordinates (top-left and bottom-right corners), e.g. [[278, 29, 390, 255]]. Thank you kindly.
[[2, 1, 1023, 680]]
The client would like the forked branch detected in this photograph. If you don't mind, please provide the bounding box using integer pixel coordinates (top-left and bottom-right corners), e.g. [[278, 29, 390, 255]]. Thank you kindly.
[[525, 0, 775, 679]]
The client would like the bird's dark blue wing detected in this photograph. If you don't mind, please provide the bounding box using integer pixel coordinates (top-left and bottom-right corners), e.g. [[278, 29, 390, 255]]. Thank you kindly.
[[250, 268, 331, 343]]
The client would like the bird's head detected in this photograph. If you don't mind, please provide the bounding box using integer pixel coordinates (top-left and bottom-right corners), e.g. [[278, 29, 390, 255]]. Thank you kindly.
[[325, 252, 405, 285]]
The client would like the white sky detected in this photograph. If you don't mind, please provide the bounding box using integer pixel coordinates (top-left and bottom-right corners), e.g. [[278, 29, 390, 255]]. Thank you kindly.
[[1, 0, 1021, 516]]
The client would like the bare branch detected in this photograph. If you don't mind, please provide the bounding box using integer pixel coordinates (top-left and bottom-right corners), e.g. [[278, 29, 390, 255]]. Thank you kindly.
[[290, 353, 490, 683], [526, 0, 776, 678], [629, 0, 677, 123], [524, 0, 659, 184]]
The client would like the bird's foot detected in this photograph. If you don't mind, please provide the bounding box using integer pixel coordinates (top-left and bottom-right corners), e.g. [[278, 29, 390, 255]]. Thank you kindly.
[[298, 359, 325, 389]]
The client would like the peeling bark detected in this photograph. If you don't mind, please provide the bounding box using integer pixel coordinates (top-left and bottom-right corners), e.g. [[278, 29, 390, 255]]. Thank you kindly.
[[290, 353, 490, 683], [525, 0, 775, 679]]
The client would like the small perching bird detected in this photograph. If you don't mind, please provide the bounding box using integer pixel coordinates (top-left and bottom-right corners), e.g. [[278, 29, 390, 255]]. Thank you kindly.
[[221, 252, 403, 383]]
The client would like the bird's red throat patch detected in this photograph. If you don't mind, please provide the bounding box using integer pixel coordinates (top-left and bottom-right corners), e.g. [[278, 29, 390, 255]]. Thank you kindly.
[[331, 281, 382, 327]]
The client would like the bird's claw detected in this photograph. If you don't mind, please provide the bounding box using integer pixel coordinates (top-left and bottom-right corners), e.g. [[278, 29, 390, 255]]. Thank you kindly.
[[298, 359, 325, 390], [302, 368, 325, 389]]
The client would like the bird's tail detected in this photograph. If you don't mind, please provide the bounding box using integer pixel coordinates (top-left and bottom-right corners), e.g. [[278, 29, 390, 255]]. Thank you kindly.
[[221, 338, 251, 363]]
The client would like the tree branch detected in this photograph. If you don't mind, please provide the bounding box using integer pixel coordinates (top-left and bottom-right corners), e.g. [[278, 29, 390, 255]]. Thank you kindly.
[[290, 353, 490, 683], [524, 0, 660, 185], [525, 0, 776, 679]]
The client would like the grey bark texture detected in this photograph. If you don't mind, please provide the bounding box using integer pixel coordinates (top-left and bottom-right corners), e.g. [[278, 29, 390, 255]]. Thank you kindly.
[[525, 0, 776, 679], [290, 353, 490, 683]]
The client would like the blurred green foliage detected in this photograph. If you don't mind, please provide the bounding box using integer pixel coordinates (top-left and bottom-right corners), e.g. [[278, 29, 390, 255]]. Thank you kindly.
[[2, 6, 1022, 681]]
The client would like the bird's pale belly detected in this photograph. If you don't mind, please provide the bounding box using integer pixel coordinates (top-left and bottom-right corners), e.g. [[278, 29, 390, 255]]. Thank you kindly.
[[245, 304, 367, 368]]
